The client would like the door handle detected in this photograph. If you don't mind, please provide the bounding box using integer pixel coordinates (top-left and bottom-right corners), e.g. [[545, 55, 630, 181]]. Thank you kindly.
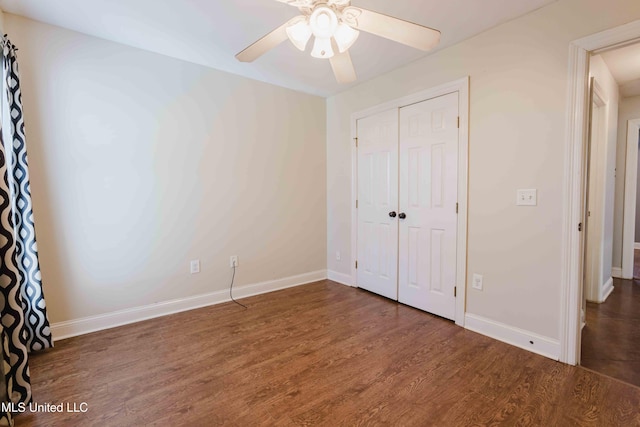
[[398, 212, 406, 219], [389, 211, 397, 218]]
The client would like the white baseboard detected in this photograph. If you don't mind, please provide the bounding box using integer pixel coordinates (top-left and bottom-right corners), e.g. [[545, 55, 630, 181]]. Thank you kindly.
[[611, 267, 623, 278], [600, 276, 614, 303], [51, 269, 328, 341], [464, 313, 560, 361], [635, 242, 640, 250], [327, 270, 354, 287]]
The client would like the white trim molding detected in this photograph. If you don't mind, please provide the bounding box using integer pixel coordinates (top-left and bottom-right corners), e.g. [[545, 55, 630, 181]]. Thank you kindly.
[[585, 276, 614, 304], [350, 77, 470, 327], [634, 242, 640, 250], [465, 314, 560, 361], [611, 267, 623, 278], [327, 270, 354, 286], [51, 270, 328, 341], [561, 19, 640, 366], [600, 277, 614, 303]]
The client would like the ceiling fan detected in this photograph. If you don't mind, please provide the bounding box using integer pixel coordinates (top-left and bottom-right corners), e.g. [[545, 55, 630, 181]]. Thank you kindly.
[[235, 0, 440, 84]]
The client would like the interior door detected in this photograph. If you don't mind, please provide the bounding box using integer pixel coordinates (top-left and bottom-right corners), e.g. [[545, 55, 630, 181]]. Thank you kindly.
[[356, 109, 399, 300], [584, 78, 606, 304], [397, 93, 458, 320]]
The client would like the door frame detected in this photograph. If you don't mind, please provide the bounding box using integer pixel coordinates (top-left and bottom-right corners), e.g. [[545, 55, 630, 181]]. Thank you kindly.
[[350, 77, 469, 326], [621, 118, 640, 279], [561, 19, 640, 365]]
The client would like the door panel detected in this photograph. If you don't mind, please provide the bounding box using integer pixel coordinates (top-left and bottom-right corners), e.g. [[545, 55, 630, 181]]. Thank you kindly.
[[357, 109, 399, 300], [398, 93, 458, 319]]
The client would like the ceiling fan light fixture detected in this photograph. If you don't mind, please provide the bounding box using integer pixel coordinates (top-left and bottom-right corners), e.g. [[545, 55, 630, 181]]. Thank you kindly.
[[311, 36, 334, 59], [286, 20, 312, 51], [309, 6, 338, 39], [237, 0, 441, 85], [333, 23, 359, 53]]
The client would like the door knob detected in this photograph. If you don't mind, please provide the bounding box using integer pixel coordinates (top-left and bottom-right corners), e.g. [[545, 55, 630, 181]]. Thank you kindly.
[[398, 212, 406, 219], [389, 211, 397, 218]]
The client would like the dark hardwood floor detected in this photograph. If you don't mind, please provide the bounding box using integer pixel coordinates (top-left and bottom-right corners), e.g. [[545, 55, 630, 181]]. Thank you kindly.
[[18, 281, 640, 426], [581, 250, 640, 388]]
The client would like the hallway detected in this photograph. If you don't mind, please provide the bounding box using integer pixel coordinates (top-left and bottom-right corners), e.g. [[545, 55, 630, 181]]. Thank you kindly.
[[581, 251, 640, 387]]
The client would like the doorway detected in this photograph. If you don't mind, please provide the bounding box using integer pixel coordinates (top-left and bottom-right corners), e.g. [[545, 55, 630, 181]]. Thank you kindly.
[[621, 120, 640, 278], [581, 115, 640, 387], [562, 19, 640, 366]]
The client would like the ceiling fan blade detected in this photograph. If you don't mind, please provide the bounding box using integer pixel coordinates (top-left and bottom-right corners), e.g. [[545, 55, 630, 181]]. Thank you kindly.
[[274, 0, 314, 7], [329, 49, 357, 84], [342, 6, 440, 51], [236, 18, 296, 62]]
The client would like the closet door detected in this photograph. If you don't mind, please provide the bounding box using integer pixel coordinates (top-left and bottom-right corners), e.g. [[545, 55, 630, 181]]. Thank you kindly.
[[356, 109, 399, 300], [397, 93, 458, 320]]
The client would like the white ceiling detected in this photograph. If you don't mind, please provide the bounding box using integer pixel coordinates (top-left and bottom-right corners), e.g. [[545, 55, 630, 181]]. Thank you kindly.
[[600, 42, 640, 98], [0, 0, 556, 97]]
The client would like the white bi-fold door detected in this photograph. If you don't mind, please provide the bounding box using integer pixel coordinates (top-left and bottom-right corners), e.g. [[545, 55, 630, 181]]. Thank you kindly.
[[357, 92, 459, 320]]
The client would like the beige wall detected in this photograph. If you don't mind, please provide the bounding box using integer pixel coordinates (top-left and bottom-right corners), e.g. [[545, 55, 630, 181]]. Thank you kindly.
[[327, 0, 640, 340], [7, 14, 327, 324]]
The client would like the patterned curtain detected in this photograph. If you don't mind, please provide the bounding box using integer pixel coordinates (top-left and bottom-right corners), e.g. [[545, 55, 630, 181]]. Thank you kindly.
[[0, 35, 53, 426]]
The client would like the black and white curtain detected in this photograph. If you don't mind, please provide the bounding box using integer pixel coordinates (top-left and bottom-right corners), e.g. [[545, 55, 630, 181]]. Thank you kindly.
[[0, 35, 52, 427]]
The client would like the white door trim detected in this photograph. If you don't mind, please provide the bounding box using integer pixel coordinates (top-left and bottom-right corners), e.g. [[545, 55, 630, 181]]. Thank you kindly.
[[561, 19, 640, 365], [350, 77, 469, 326], [622, 118, 640, 279]]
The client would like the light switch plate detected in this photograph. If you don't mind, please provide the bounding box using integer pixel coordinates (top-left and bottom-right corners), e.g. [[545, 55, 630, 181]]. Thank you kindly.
[[472, 273, 483, 290], [517, 189, 537, 206], [190, 259, 200, 274]]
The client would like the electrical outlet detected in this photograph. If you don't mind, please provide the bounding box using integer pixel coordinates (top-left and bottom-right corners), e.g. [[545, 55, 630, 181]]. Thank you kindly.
[[472, 273, 483, 290], [190, 259, 200, 274], [336, 251, 341, 261], [230, 256, 238, 268]]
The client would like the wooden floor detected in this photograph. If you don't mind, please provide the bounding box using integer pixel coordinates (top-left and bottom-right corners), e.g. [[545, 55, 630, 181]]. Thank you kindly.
[[581, 250, 640, 388], [18, 281, 640, 426]]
